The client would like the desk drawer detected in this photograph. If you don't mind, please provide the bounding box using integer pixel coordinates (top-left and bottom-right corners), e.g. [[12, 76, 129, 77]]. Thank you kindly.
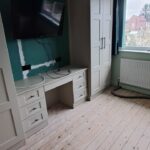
[[20, 99, 46, 120], [74, 79, 86, 91], [74, 71, 85, 81], [74, 88, 87, 101], [22, 111, 47, 132], [17, 87, 45, 107]]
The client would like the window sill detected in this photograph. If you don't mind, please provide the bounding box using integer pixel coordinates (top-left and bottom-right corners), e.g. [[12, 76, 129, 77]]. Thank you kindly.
[[119, 48, 150, 54]]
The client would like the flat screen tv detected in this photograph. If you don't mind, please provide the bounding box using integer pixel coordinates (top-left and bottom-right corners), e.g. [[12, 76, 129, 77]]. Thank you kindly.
[[11, 0, 64, 39]]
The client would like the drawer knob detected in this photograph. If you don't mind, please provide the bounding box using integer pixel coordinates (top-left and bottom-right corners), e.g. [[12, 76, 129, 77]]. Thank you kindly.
[[79, 85, 83, 88], [78, 76, 82, 79], [80, 94, 83, 97], [32, 119, 39, 124], [28, 95, 35, 100], [29, 107, 37, 113]]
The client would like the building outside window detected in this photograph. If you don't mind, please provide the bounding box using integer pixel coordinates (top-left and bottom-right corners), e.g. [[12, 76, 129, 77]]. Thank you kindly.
[[124, 0, 150, 50]]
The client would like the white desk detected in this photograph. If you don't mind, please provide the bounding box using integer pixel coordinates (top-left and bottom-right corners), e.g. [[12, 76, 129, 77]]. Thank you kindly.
[[15, 67, 87, 137]]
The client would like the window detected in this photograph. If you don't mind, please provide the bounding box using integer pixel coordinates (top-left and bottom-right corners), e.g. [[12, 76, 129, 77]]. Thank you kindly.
[[124, 0, 150, 49]]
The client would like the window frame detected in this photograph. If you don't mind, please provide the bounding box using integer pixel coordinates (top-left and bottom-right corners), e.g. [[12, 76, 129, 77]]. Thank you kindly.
[[120, 0, 150, 52]]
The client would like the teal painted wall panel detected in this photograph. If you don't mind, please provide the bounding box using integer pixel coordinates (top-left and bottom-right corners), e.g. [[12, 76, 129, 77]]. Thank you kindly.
[[0, 0, 69, 81], [7, 39, 23, 80]]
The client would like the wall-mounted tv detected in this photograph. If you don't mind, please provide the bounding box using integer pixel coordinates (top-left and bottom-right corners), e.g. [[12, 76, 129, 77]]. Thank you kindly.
[[11, 0, 64, 39]]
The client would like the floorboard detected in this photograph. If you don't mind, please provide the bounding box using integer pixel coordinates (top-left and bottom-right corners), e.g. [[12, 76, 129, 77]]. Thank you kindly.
[[19, 88, 150, 150]]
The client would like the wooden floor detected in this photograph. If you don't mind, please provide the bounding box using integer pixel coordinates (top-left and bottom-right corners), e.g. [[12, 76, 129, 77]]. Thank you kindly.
[[19, 88, 150, 150]]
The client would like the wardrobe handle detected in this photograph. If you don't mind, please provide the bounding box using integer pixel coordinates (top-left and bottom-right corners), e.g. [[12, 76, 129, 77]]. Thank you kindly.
[[104, 37, 106, 49], [100, 37, 103, 49]]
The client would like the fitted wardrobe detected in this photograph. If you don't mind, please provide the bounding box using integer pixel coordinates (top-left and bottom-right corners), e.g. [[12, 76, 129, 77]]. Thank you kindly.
[[0, 14, 25, 150], [0, 0, 113, 149], [68, 0, 113, 99]]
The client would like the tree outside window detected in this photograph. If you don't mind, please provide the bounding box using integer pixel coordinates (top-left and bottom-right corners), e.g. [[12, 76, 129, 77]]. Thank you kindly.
[[124, 0, 150, 49]]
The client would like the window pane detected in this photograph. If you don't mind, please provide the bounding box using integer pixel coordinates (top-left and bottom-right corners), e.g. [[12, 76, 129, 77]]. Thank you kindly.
[[125, 0, 150, 48]]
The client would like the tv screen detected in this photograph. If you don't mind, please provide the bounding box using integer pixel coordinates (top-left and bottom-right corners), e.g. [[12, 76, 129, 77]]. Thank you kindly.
[[11, 0, 64, 39]]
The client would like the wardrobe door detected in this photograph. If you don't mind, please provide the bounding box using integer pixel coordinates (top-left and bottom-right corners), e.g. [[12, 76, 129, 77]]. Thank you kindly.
[[91, 0, 113, 95], [100, 0, 113, 89], [102, 0, 113, 66], [0, 14, 24, 150], [90, 0, 103, 95]]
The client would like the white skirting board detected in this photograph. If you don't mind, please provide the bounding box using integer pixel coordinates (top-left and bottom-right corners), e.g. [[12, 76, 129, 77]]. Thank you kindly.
[[120, 58, 150, 90]]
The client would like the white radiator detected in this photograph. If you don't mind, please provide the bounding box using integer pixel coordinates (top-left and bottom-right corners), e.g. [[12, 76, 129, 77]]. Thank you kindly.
[[120, 59, 150, 89]]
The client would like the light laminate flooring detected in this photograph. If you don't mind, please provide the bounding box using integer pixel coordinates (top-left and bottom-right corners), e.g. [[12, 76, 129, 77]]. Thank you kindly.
[[19, 88, 150, 150]]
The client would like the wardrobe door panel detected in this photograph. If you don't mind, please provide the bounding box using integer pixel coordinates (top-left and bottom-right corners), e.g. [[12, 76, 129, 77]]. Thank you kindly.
[[91, 70, 101, 95], [0, 14, 24, 150]]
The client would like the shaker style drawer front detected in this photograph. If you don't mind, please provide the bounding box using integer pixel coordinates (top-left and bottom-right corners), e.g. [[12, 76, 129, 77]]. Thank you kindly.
[[20, 100, 44, 120], [74, 88, 87, 101], [17, 87, 45, 107], [17, 86, 48, 136], [73, 79, 86, 90], [73, 70, 87, 103], [73, 71, 85, 81], [22, 111, 46, 132]]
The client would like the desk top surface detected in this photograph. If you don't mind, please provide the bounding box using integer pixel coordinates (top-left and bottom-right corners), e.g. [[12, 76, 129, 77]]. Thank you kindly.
[[15, 66, 87, 95]]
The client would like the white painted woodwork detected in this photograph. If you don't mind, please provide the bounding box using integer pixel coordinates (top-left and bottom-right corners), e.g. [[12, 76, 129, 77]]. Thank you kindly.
[[74, 88, 87, 102], [68, 0, 113, 99], [73, 79, 86, 91], [17, 87, 45, 107], [0, 14, 24, 150], [73, 71, 86, 81], [22, 111, 48, 132], [43, 69, 87, 106], [16, 68, 87, 109], [17, 87, 48, 137], [91, 0, 113, 95], [16, 68, 87, 137], [19, 98, 46, 120]]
